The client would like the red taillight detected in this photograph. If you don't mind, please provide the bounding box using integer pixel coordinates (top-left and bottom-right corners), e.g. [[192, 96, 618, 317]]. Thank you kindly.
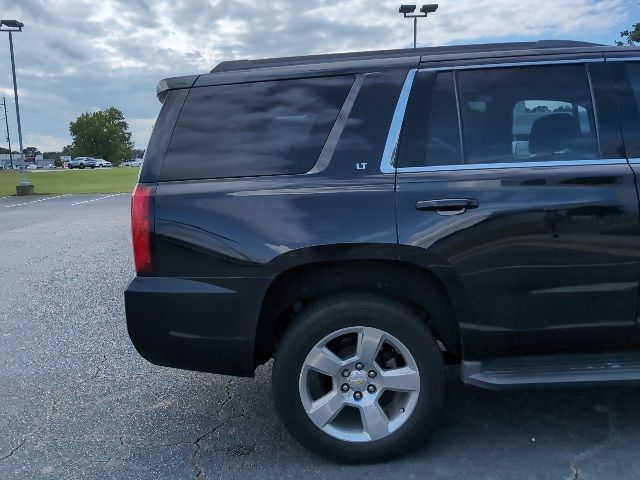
[[131, 184, 153, 275]]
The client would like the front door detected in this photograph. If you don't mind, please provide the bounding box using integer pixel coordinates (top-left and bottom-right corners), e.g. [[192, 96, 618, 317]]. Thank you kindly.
[[390, 59, 640, 358], [608, 54, 640, 330]]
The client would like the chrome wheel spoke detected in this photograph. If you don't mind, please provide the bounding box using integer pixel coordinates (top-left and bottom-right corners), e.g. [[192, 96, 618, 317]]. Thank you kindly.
[[379, 367, 420, 392], [306, 346, 343, 376], [360, 402, 390, 441], [356, 327, 385, 364], [307, 391, 344, 428]]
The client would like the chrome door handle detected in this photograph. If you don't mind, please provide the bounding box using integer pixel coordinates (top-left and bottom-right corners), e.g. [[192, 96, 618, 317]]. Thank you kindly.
[[415, 198, 479, 215]]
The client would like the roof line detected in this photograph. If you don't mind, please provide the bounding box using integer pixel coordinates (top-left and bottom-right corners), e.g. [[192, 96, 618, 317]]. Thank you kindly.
[[210, 40, 605, 73]]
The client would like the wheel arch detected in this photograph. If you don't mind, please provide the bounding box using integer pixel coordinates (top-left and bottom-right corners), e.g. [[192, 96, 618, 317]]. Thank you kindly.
[[255, 259, 462, 368]]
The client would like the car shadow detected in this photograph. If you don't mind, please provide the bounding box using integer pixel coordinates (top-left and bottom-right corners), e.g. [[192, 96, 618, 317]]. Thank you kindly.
[[189, 364, 640, 479]]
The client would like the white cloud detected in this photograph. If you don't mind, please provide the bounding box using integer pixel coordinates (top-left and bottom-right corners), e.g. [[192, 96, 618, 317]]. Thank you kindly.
[[23, 134, 67, 152], [128, 118, 156, 149]]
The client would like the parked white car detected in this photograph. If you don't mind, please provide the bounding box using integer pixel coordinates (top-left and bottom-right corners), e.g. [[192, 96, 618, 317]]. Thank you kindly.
[[95, 159, 112, 168]]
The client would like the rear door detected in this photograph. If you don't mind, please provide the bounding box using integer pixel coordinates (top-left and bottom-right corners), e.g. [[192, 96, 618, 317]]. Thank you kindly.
[[390, 58, 640, 358]]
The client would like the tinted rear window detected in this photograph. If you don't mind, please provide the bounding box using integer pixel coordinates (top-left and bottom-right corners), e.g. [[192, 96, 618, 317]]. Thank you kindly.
[[162, 76, 355, 180]]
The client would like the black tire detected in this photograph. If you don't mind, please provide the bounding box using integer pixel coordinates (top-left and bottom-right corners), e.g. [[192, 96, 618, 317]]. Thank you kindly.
[[90, 166, 95, 169], [272, 292, 445, 463], [79, 164, 85, 169]]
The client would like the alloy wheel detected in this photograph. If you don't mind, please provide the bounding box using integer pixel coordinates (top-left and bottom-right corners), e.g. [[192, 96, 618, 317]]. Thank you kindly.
[[298, 326, 420, 443]]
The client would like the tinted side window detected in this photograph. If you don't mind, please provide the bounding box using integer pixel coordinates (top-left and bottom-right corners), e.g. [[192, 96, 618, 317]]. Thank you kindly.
[[609, 61, 640, 158], [397, 71, 461, 168], [162, 76, 354, 180], [458, 64, 599, 164], [512, 100, 592, 159], [625, 62, 640, 98]]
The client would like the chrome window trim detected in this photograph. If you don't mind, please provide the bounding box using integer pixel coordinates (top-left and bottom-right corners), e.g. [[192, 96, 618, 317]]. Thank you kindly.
[[605, 57, 640, 62], [380, 69, 417, 174], [452, 71, 465, 162], [380, 57, 607, 174], [307, 74, 364, 175], [394, 159, 627, 174], [416, 57, 602, 73], [585, 63, 602, 155], [629, 158, 640, 164]]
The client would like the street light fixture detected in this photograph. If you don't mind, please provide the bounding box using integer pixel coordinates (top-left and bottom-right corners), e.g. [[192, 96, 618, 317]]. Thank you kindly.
[[0, 20, 23, 29], [0, 19, 32, 195], [399, 5, 417, 14], [399, 4, 439, 49], [420, 4, 439, 14]]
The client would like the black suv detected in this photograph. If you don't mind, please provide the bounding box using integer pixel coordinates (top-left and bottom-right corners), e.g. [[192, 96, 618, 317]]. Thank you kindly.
[[125, 40, 640, 462]]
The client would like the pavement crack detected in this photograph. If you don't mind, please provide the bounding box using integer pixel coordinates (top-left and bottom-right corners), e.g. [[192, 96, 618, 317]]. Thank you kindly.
[[0, 437, 27, 462], [191, 379, 236, 479], [89, 456, 113, 464], [118, 378, 237, 479], [0, 427, 42, 462], [190, 421, 228, 480], [0, 353, 106, 461], [216, 379, 235, 417], [50, 354, 107, 418], [568, 404, 620, 479], [86, 355, 108, 382]]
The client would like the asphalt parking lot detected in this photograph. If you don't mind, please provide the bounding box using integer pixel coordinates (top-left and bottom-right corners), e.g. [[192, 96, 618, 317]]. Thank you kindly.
[[0, 193, 639, 479]]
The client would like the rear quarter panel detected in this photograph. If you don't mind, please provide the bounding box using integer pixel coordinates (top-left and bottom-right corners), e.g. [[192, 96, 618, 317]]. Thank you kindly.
[[152, 69, 411, 279]]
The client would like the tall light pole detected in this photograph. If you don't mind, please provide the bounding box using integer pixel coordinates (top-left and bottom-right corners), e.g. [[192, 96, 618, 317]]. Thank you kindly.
[[399, 4, 438, 49], [0, 19, 32, 195], [2, 97, 13, 169]]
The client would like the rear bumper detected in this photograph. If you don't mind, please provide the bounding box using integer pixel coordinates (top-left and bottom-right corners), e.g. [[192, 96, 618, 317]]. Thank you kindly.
[[125, 276, 267, 376]]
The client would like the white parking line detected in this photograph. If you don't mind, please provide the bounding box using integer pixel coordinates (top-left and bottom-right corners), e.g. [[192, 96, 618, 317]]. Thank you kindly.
[[69, 193, 125, 206], [3, 194, 73, 208], [0, 196, 11, 200]]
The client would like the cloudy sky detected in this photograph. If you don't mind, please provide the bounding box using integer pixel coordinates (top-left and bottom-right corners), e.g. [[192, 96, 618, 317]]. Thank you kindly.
[[0, 0, 637, 152]]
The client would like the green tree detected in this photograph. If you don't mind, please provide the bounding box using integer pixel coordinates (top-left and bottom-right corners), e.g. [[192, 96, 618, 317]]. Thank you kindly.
[[68, 107, 134, 165], [61, 145, 74, 156], [43, 151, 61, 162], [617, 22, 640, 45], [24, 146, 41, 156]]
